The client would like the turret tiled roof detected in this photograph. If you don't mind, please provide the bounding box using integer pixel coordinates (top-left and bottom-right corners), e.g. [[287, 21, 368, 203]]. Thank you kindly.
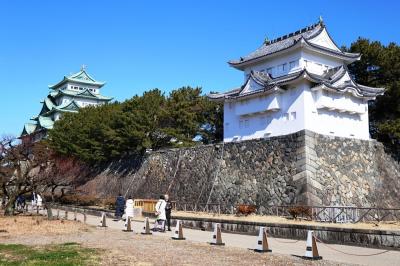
[[208, 67, 385, 100], [229, 21, 360, 69]]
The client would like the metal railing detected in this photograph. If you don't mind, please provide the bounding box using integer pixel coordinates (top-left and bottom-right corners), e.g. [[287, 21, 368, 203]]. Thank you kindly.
[[262, 205, 400, 223], [174, 202, 222, 215], [173, 202, 400, 223]]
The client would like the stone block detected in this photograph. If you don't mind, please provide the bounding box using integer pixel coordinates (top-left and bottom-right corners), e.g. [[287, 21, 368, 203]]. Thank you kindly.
[[292, 171, 307, 182]]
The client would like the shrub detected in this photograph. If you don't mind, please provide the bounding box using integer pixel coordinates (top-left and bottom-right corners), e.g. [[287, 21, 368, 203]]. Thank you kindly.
[[287, 206, 312, 220]]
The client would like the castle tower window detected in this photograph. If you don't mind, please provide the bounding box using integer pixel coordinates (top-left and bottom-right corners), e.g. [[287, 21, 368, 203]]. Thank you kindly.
[[284, 113, 290, 121]]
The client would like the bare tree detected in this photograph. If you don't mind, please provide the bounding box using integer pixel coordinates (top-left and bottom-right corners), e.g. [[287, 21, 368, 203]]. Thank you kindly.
[[0, 137, 54, 215], [0, 136, 88, 216], [42, 155, 87, 202]]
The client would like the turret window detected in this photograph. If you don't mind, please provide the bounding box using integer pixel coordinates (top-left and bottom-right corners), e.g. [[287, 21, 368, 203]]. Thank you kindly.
[[289, 61, 298, 69]]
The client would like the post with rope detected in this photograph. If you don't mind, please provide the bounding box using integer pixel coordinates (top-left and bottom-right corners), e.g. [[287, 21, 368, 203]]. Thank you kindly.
[[253, 227, 272, 253], [312, 233, 391, 257], [301, 230, 322, 260]]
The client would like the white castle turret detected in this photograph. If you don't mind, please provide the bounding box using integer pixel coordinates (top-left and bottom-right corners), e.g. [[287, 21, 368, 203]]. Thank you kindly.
[[209, 19, 384, 142]]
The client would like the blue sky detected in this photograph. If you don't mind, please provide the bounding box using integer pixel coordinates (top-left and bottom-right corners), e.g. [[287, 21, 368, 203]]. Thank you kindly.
[[1, 0, 399, 136]]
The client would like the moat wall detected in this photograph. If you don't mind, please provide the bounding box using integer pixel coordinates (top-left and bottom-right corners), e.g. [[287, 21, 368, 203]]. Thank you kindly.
[[79, 130, 400, 212]]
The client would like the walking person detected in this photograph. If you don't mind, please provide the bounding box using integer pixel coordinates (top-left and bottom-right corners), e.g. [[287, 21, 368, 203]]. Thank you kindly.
[[16, 195, 26, 211], [115, 194, 125, 220], [36, 194, 43, 209], [154, 195, 166, 232], [125, 196, 134, 222], [31, 192, 37, 210], [164, 194, 172, 231]]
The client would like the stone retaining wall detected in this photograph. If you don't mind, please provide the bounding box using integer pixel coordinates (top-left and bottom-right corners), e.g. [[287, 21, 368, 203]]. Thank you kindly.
[[79, 130, 400, 210]]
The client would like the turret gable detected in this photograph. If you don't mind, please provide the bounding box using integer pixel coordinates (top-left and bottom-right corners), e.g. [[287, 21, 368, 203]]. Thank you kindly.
[[229, 19, 360, 70]]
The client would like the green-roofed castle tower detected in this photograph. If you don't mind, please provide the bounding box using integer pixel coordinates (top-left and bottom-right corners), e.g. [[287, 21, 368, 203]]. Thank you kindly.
[[20, 66, 113, 143]]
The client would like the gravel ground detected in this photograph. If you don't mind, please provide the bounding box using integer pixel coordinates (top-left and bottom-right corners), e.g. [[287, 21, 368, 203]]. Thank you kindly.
[[0, 216, 354, 266]]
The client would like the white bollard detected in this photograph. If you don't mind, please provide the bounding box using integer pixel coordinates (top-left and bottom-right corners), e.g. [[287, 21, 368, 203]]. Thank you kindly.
[[141, 217, 152, 235], [254, 227, 272, 252], [171, 220, 185, 240], [210, 223, 225, 246], [302, 230, 322, 260]]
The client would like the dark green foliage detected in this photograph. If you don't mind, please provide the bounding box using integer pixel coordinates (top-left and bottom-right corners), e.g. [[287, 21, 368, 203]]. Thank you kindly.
[[48, 87, 223, 163], [347, 38, 400, 158]]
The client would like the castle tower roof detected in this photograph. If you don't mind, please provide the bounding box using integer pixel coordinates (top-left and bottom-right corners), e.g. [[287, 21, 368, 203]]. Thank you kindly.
[[49, 68, 105, 89]]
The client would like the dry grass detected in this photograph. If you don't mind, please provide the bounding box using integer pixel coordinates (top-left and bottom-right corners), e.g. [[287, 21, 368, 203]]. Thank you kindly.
[[173, 211, 400, 231], [0, 215, 90, 238]]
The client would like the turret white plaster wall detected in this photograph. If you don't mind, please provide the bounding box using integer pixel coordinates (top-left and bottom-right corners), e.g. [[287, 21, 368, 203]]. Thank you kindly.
[[224, 80, 306, 142], [303, 86, 370, 139], [300, 50, 342, 75], [223, 80, 370, 142], [243, 50, 302, 79]]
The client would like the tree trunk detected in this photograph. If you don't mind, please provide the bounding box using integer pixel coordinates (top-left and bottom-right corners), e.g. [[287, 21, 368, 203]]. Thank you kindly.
[[51, 186, 56, 202], [4, 194, 17, 216], [45, 202, 53, 220]]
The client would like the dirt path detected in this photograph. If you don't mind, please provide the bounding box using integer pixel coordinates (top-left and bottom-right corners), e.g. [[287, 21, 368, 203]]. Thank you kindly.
[[1, 216, 349, 266], [3, 229, 349, 266]]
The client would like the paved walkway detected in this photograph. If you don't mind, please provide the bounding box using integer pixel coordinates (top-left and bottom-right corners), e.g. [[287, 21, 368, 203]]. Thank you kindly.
[[47, 209, 400, 265]]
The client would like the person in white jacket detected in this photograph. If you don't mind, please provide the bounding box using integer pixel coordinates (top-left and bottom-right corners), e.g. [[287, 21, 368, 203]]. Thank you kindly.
[[125, 196, 134, 219], [154, 195, 166, 232], [36, 194, 43, 209]]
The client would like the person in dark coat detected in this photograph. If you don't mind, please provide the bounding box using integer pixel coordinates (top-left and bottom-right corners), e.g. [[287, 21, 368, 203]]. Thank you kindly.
[[16, 195, 26, 210], [164, 194, 172, 231], [115, 194, 125, 220]]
